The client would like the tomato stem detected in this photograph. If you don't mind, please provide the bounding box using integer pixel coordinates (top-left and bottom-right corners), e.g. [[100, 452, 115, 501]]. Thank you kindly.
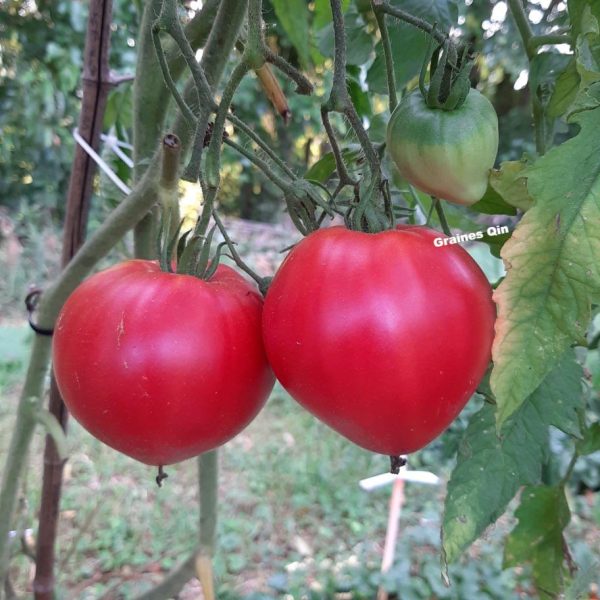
[[433, 198, 452, 237], [155, 466, 169, 488], [390, 455, 407, 475], [371, 1, 398, 112]]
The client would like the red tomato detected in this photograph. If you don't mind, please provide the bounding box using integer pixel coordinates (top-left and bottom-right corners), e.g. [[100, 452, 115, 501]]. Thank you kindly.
[[53, 260, 274, 466], [262, 226, 496, 456]]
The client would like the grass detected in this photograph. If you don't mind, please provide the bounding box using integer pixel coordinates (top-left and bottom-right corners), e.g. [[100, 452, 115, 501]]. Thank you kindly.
[[1, 218, 600, 599], [3, 322, 599, 599]]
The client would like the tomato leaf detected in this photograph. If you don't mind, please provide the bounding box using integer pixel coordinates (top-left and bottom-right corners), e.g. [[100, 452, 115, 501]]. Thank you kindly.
[[577, 422, 600, 455], [470, 184, 517, 216], [304, 145, 363, 183], [271, 0, 312, 68], [367, 0, 457, 94], [317, 9, 373, 66], [548, 59, 580, 118], [504, 485, 572, 596], [442, 351, 583, 565], [490, 107, 600, 427], [442, 402, 546, 566], [489, 160, 534, 212]]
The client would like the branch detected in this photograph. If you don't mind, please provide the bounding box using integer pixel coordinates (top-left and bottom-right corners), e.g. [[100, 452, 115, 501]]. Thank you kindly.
[[507, 0, 547, 155], [320, 107, 356, 187], [528, 33, 572, 52], [372, 1, 398, 111], [227, 114, 296, 180], [373, 0, 448, 46], [507, 0, 535, 60], [324, 0, 380, 175]]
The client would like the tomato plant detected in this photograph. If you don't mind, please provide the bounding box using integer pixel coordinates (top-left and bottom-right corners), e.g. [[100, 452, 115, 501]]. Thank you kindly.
[[262, 225, 496, 456], [52, 260, 275, 466], [387, 89, 499, 206]]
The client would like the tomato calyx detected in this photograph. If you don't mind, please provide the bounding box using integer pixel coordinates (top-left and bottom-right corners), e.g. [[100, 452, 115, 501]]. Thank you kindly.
[[419, 33, 475, 112], [155, 206, 271, 294]]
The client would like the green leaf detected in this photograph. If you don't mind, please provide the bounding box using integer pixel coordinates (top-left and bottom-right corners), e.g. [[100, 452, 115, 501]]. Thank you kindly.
[[442, 352, 582, 564], [442, 402, 546, 565], [347, 68, 372, 117], [529, 52, 572, 99], [481, 231, 511, 260], [489, 160, 534, 212], [490, 108, 600, 427], [548, 59, 580, 118], [577, 422, 600, 454], [566, 5, 600, 117], [367, 0, 457, 94], [569, 0, 600, 49], [528, 350, 584, 438], [471, 183, 517, 216], [304, 146, 363, 182], [272, 0, 312, 68], [575, 6, 600, 87], [504, 485, 571, 596], [317, 10, 373, 66]]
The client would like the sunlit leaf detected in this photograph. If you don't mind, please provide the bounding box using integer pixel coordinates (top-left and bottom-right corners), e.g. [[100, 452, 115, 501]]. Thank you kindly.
[[491, 107, 600, 426]]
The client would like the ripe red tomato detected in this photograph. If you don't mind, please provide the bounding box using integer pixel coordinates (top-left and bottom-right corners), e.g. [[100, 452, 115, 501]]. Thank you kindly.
[[53, 260, 274, 466], [262, 226, 496, 456]]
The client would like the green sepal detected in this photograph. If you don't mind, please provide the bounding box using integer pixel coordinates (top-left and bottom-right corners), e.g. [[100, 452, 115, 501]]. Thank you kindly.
[[442, 44, 473, 110], [195, 224, 217, 278], [419, 24, 439, 98], [176, 234, 204, 275], [426, 41, 448, 109], [422, 38, 475, 111], [176, 229, 192, 264], [202, 241, 229, 280]]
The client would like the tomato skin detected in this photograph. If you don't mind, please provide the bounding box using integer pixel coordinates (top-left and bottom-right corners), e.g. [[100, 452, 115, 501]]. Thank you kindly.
[[262, 226, 496, 456], [387, 89, 499, 206], [52, 260, 274, 466]]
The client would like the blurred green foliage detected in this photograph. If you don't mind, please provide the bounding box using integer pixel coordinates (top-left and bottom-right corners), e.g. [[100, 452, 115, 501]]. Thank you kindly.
[[0, 0, 573, 224], [0, 0, 137, 219]]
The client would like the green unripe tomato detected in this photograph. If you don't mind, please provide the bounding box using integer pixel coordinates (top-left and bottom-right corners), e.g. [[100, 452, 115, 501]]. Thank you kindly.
[[386, 88, 499, 206]]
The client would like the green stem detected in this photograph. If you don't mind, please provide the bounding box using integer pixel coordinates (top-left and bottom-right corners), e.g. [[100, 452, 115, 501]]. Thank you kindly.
[[224, 138, 290, 191], [507, 0, 535, 60], [528, 33, 572, 52], [0, 383, 49, 587], [152, 28, 196, 125], [374, 0, 448, 46], [372, 2, 398, 111], [560, 451, 578, 487], [227, 114, 296, 180], [159, 134, 183, 239], [198, 451, 218, 554], [264, 48, 313, 95], [507, 0, 547, 155], [326, 0, 380, 174], [157, 0, 216, 113], [434, 198, 451, 235], [201, 61, 250, 232], [212, 211, 267, 291], [320, 107, 356, 187]]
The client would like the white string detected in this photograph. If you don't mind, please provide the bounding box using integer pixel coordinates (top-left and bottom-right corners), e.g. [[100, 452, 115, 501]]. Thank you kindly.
[[102, 133, 134, 168], [100, 133, 133, 151], [73, 128, 132, 196]]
